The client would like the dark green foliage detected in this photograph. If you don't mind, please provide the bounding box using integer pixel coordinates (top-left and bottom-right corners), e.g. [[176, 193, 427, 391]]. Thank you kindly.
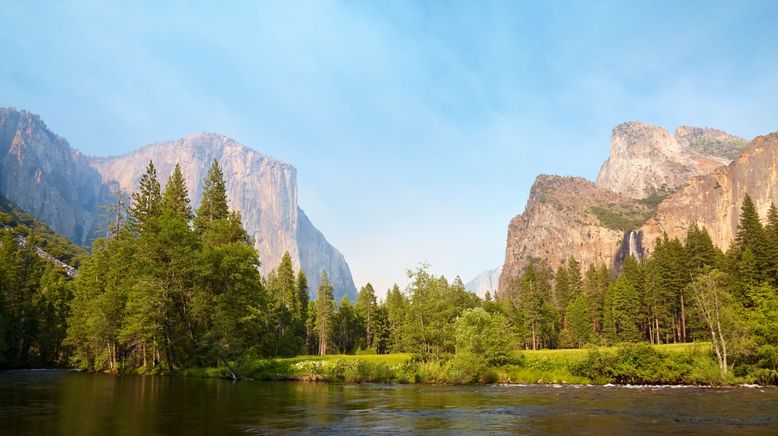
[[332, 298, 362, 354], [563, 294, 593, 348], [0, 229, 72, 367], [194, 160, 229, 234], [356, 283, 378, 351], [572, 343, 698, 384], [162, 163, 192, 219], [129, 160, 162, 231], [315, 271, 335, 355], [604, 275, 641, 343]]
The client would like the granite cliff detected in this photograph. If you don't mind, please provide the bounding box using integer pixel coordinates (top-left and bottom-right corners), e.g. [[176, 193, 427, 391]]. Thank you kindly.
[[595, 121, 745, 199], [499, 121, 763, 297], [0, 108, 357, 301], [89, 133, 356, 299], [497, 175, 649, 296], [0, 109, 112, 244], [641, 132, 778, 254]]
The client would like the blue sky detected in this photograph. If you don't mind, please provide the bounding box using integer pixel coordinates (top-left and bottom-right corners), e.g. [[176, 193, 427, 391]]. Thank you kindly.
[[2, 1, 778, 296]]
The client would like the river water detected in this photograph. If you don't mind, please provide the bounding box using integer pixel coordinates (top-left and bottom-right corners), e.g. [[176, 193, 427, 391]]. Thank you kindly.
[[0, 370, 776, 434]]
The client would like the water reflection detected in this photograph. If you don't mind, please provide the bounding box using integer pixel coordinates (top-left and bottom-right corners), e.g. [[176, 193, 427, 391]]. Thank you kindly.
[[0, 371, 776, 435]]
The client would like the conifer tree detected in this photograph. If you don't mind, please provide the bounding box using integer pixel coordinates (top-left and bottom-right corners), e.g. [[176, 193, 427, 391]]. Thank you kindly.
[[735, 194, 766, 253], [315, 271, 335, 355], [194, 160, 229, 233], [129, 161, 162, 230], [297, 271, 309, 326], [385, 284, 407, 352], [356, 283, 378, 350], [763, 203, 778, 285], [162, 163, 192, 219]]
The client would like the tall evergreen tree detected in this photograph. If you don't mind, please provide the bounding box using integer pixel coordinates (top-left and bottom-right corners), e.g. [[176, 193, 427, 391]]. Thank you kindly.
[[315, 271, 335, 355], [129, 161, 162, 230], [162, 163, 192, 219], [385, 284, 407, 352], [194, 160, 229, 233], [356, 283, 378, 350]]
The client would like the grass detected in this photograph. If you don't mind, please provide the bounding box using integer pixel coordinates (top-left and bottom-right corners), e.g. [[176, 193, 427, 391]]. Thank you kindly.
[[181, 343, 720, 385]]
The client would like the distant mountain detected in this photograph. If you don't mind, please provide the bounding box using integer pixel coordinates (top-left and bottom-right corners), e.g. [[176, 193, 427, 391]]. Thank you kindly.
[[498, 121, 771, 297], [465, 266, 501, 298], [0, 108, 356, 301]]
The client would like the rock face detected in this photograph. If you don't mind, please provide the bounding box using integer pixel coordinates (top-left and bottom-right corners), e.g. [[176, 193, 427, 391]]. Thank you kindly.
[[498, 121, 765, 297], [0, 109, 112, 244], [595, 121, 742, 199], [0, 108, 357, 301], [465, 266, 501, 298], [497, 175, 650, 296], [675, 126, 749, 161], [90, 132, 357, 300], [641, 132, 778, 254]]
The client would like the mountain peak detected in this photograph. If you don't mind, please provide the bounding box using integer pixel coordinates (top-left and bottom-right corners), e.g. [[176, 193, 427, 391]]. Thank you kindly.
[[596, 121, 729, 199]]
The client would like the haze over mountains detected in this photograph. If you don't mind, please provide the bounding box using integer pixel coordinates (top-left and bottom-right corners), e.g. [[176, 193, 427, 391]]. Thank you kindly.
[[0, 108, 356, 301], [496, 121, 777, 296]]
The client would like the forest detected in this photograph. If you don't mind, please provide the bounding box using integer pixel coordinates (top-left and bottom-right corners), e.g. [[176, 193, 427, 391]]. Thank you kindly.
[[0, 160, 776, 384]]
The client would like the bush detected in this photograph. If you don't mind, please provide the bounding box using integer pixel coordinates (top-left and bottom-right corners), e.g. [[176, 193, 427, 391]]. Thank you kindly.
[[572, 344, 699, 384]]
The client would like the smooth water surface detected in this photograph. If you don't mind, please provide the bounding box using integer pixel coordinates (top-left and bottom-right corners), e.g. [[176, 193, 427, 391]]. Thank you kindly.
[[0, 370, 776, 435]]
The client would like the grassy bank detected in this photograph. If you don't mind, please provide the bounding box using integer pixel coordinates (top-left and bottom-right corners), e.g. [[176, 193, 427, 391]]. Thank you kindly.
[[180, 342, 744, 385]]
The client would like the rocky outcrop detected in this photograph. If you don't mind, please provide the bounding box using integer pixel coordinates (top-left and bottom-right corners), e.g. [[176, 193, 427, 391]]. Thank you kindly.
[[675, 126, 748, 161], [0, 108, 357, 301], [497, 175, 651, 296], [0, 109, 112, 244], [465, 266, 501, 298], [595, 121, 740, 199], [640, 132, 778, 254]]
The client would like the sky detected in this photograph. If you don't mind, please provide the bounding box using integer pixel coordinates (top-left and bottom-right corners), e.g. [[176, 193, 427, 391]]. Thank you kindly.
[[2, 1, 778, 297]]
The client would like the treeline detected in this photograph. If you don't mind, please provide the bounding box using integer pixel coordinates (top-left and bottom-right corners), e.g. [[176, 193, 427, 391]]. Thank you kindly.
[[1, 161, 776, 383], [491, 194, 777, 380]]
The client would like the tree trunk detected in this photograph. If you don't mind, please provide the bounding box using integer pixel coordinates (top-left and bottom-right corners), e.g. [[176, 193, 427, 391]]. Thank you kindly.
[[680, 293, 687, 343]]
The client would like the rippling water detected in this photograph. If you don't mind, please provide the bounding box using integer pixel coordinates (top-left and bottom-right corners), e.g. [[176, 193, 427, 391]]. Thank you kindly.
[[0, 370, 776, 434]]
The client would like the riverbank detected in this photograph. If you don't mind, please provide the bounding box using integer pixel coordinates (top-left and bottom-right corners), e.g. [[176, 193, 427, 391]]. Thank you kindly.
[[180, 342, 751, 385]]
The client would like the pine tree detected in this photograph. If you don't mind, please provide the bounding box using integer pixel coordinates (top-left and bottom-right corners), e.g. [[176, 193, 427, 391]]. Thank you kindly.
[[604, 275, 641, 343], [763, 203, 778, 286], [129, 161, 162, 230], [275, 252, 299, 317], [356, 283, 378, 350], [194, 160, 229, 233], [735, 194, 766, 253], [162, 163, 192, 219], [565, 294, 593, 348], [686, 223, 720, 277], [297, 271, 310, 326], [385, 284, 407, 352], [315, 271, 335, 356]]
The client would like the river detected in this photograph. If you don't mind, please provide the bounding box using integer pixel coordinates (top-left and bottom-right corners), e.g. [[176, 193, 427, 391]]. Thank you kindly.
[[0, 370, 776, 434]]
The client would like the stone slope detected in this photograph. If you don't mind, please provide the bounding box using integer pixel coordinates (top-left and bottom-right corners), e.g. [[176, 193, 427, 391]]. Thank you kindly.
[[497, 175, 650, 296], [0, 109, 112, 244], [595, 121, 743, 199], [640, 132, 778, 254]]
